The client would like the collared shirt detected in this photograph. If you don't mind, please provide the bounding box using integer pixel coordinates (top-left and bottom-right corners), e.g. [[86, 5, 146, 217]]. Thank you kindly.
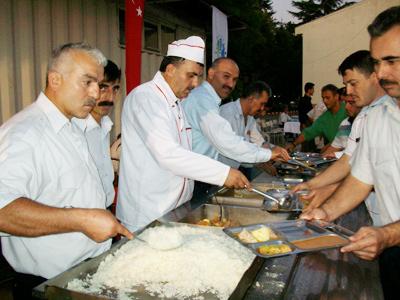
[[351, 96, 400, 226], [117, 72, 229, 231], [182, 81, 271, 163], [73, 114, 115, 207], [331, 117, 352, 156], [219, 99, 267, 168], [302, 102, 347, 143], [344, 94, 389, 157], [0, 93, 110, 279]]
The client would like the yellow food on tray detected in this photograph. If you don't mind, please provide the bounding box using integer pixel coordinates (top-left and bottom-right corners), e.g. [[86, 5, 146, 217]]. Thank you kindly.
[[196, 218, 231, 227], [258, 244, 292, 255], [237, 226, 277, 243]]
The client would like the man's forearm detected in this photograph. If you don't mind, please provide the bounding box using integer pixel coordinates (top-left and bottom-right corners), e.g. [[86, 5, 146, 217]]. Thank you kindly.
[[382, 221, 400, 248], [0, 198, 87, 237], [322, 174, 372, 221], [308, 155, 351, 189]]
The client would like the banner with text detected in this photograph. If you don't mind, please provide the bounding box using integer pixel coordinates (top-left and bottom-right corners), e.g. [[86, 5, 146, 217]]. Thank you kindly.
[[212, 5, 228, 62]]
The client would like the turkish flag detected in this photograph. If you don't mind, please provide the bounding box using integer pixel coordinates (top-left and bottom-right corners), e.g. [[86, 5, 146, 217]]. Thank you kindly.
[[125, 0, 144, 93]]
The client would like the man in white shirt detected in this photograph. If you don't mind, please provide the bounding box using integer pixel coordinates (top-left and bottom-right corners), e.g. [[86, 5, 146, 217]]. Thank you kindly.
[[183, 58, 289, 169], [294, 50, 386, 214], [219, 80, 277, 175], [301, 7, 400, 299], [73, 60, 121, 208], [117, 36, 251, 232], [0, 43, 132, 298]]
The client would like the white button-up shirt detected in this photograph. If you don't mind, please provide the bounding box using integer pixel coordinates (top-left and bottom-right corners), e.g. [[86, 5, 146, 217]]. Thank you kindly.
[[73, 114, 115, 207], [219, 99, 267, 168], [183, 81, 271, 163], [0, 93, 111, 279], [351, 96, 400, 226], [117, 72, 229, 231]]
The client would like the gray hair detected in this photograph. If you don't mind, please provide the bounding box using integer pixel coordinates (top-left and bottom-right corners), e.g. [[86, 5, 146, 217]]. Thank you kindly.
[[48, 42, 106, 71]]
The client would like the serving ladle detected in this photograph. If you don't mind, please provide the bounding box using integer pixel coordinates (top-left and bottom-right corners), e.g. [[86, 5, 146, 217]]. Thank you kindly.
[[250, 187, 292, 209]]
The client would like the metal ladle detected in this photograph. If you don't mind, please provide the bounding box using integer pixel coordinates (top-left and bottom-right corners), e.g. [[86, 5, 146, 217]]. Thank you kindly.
[[250, 187, 292, 209]]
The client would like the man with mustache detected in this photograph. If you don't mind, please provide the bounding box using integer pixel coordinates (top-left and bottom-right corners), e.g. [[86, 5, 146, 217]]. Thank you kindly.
[[0, 43, 132, 299], [73, 60, 121, 208], [219, 80, 277, 176], [117, 37, 251, 232], [301, 6, 400, 299], [182, 58, 289, 186]]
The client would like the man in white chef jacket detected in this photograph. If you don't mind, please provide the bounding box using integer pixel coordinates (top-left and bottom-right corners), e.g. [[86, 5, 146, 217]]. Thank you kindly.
[[0, 43, 132, 299], [117, 36, 250, 232], [73, 59, 121, 208]]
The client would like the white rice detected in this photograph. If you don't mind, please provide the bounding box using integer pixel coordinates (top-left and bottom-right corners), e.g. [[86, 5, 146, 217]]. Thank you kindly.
[[68, 225, 255, 299]]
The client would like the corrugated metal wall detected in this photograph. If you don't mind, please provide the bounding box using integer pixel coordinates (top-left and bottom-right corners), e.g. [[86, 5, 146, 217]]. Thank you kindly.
[[0, 0, 206, 139], [0, 0, 125, 138]]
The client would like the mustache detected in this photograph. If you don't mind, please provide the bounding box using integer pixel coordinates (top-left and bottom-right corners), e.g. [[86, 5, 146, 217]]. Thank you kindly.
[[98, 101, 114, 107], [84, 99, 96, 107], [379, 79, 397, 86]]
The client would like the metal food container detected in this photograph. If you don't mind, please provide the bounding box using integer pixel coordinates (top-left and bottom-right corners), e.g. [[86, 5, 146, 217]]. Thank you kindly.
[[170, 204, 293, 227], [224, 220, 353, 259], [34, 221, 265, 300]]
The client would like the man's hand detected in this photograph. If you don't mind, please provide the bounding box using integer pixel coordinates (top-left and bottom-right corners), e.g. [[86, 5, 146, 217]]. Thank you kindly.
[[300, 207, 329, 222], [300, 186, 338, 213], [341, 226, 388, 260], [80, 209, 133, 242], [271, 146, 290, 161], [224, 168, 251, 190], [322, 152, 337, 159], [291, 182, 311, 193], [285, 143, 295, 152]]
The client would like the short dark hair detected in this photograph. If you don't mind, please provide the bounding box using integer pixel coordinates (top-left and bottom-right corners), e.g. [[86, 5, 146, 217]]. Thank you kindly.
[[321, 84, 339, 95], [159, 56, 185, 72], [368, 6, 400, 38], [338, 50, 374, 77], [304, 82, 314, 93], [104, 60, 121, 82], [243, 81, 272, 98], [338, 87, 347, 97]]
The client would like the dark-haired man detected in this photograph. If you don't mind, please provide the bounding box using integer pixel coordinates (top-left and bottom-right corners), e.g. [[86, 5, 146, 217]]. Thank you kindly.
[[286, 84, 347, 152], [298, 82, 314, 129], [117, 36, 251, 231], [300, 7, 400, 299], [74, 60, 121, 208], [294, 50, 387, 213], [219, 80, 277, 175]]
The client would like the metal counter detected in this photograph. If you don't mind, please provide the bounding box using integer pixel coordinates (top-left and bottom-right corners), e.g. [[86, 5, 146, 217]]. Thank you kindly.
[[34, 171, 383, 300]]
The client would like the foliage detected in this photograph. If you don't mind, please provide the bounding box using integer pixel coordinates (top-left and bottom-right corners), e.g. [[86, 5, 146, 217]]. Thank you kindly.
[[209, 0, 302, 106], [290, 0, 355, 23]]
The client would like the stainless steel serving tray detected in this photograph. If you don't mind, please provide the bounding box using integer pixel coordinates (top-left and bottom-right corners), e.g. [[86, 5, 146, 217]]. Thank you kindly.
[[262, 189, 303, 213], [166, 203, 294, 227], [34, 221, 265, 300], [224, 220, 353, 259]]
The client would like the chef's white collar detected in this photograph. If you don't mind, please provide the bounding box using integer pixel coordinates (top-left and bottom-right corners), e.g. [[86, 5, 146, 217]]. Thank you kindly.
[[153, 71, 180, 107]]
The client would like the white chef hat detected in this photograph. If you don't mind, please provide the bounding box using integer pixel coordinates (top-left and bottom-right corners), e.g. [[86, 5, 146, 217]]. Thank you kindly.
[[167, 36, 205, 64]]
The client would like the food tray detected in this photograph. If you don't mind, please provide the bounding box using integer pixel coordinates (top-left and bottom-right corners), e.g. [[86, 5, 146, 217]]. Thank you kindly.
[[34, 221, 265, 300], [170, 204, 293, 227], [223, 220, 352, 259]]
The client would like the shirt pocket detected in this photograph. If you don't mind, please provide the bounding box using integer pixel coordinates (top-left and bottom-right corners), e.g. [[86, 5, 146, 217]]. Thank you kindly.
[[58, 165, 86, 190]]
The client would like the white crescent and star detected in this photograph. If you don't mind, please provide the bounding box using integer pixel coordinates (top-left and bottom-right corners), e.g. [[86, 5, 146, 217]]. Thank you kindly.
[[130, 0, 142, 17]]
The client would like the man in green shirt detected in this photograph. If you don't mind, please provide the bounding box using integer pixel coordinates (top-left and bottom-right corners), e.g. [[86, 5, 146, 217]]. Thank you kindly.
[[286, 84, 347, 152]]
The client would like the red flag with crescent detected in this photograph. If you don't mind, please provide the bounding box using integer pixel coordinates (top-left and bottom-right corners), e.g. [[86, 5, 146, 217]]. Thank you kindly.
[[125, 0, 144, 93]]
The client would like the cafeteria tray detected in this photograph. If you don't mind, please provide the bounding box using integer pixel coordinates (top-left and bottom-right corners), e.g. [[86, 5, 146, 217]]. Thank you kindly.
[[223, 220, 353, 259], [34, 221, 265, 300]]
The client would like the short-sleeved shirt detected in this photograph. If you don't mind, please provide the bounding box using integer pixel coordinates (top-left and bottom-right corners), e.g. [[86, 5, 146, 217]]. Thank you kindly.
[[73, 115, 115, 207], [351, 97, 400, 226], [302, 102, 347, 143], [0, 93, 111, 279]]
